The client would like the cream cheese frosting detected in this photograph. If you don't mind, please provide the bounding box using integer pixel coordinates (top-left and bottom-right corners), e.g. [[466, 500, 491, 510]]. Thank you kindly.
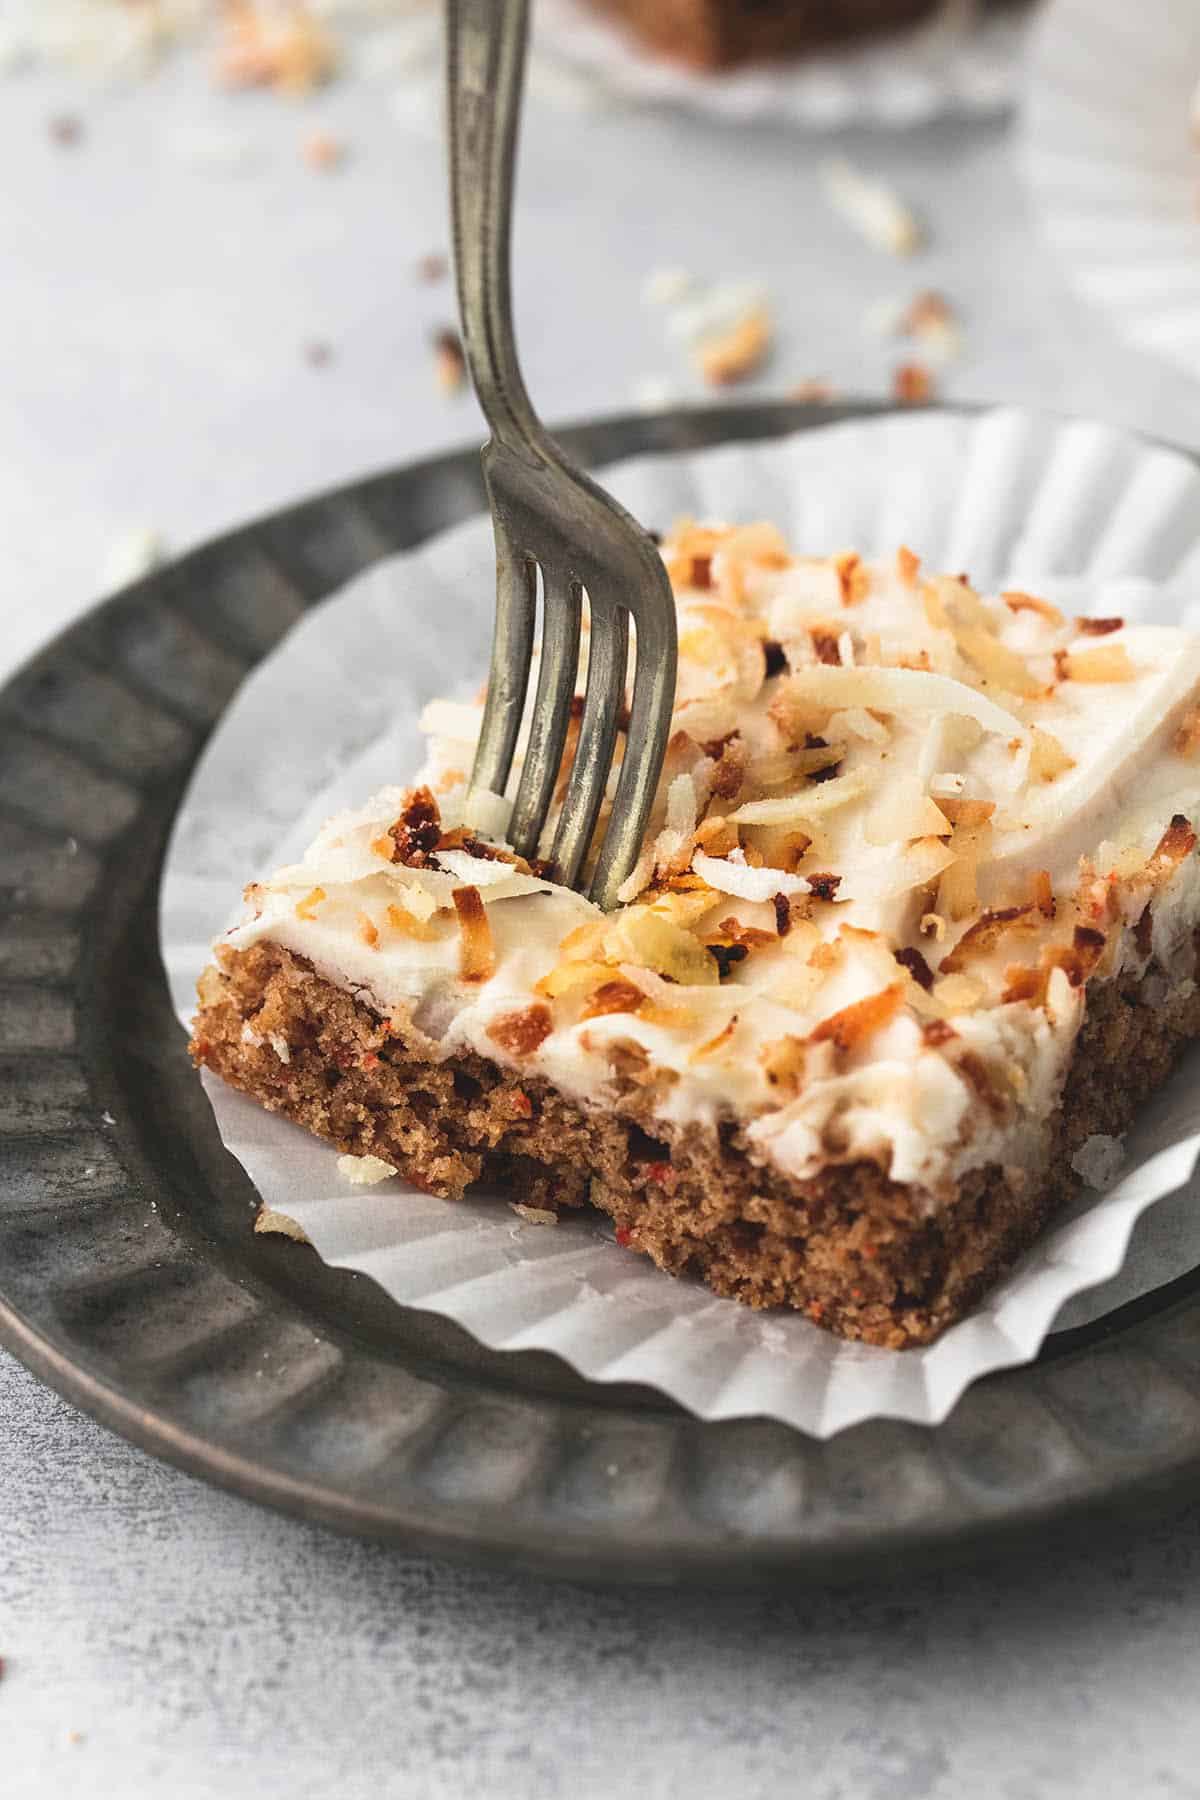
[[221, 524, 1200, 1198]]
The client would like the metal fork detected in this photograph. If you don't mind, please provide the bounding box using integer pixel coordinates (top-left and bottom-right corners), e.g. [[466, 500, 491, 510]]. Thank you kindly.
[[445, 0, 677, 912]]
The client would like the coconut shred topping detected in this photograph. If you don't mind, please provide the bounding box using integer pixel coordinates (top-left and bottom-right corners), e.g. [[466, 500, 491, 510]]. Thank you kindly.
[[224, 525, 1200, 1195]]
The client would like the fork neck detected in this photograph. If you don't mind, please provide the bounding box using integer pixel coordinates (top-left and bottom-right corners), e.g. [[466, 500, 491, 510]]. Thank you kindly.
[[445, 0, 545, 460]]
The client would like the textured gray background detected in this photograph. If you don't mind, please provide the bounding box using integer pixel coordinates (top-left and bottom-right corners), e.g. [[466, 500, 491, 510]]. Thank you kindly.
[[4, 21, 1200, 1799]]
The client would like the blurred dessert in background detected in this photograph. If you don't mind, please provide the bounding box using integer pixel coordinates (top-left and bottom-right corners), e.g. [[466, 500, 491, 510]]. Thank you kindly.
[[578, 0, 943, 70]]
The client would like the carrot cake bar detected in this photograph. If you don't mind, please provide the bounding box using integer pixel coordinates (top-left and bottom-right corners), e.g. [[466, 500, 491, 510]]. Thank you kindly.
[[191, 525, 1200, 1347], [579, 0, 940, 70]]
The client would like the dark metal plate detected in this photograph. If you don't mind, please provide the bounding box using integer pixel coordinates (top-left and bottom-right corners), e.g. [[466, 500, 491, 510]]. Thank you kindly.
[[4, 399, 1200, 1587]]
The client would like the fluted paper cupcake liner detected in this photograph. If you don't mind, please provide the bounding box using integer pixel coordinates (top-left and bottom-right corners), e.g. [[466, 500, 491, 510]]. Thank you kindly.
[[532, 0, 1025, 128], [1022, 0, 1200, 379], [162, 406, 1200, 1435]]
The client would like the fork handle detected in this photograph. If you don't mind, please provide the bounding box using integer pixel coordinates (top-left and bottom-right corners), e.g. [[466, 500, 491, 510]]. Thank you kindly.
[[446, 0, 543, 457]]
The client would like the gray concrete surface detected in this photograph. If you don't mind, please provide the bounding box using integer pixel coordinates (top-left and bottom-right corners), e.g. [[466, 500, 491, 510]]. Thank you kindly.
[[4, 20, 1200, 1798]]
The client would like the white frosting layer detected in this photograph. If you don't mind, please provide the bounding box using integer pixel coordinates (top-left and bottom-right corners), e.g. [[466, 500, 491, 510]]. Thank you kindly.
[[220, 533, 1200, 1197]]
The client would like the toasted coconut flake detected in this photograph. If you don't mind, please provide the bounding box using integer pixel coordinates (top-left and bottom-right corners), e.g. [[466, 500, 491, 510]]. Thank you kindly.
[[613, 907, 719, 987], [1174, 707, 1200, 759], [936, 823, 991, 922], [295, 885, 326, 920], [1028, 728, 1075, 784], [646, 888, 720, 930], [938, 905, 1037, 973], [953, 624, 1041, 698], [772, 663, 1026, 740], [534, 958, 614, 1000], [729, 770, 868, 826], [1055, 925, 1107, 987], [690, 849, 813, 900], [760, 1034, 808, 1093], [897, 545, 921, 587], [832, 551, 870, 606], [922, 1018, 957, 1048], [931, 973, 986, 1013], [579, 978, 645, 1021], [715, 916, 778, 949], [707, 736, 748, 802], [935, 797, 995, 830], [929, 771, 966, 800], [1002, 590, 1065, 628], [1075, 616, 1124, 637], [921, 911, 948, 941], [1145, 814, 1197, 885], [693, 816, 740, 859], [826, 706, 889, 746], [1062, 644, 1136, 684], [1001, 964, 1045, 1006], [690, 1015, 739, 1063], [486, 1004, 553, 1057], [695, 304, 773, 386], [810, 985, 903, 1053], [357, 911, 380, 949], [1032, 871, 1056, 918], [452, 885, 496, 983], [615, 844, 656, 906]]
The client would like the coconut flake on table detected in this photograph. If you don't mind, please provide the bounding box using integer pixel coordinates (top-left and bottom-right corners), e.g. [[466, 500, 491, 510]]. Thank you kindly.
[[642, 268, 694, 307], [820, 158, 923, 256]]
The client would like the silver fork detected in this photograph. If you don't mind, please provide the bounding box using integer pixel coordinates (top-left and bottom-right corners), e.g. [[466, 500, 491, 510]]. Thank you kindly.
[[445, 0, 677, 912]]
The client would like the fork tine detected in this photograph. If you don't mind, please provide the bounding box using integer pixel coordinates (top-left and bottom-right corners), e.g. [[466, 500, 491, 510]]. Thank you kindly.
[[551, 598, 629, 890], [467, 522, 536, 812], [506, 570, 582, 859], [588, 597, 678, 911]]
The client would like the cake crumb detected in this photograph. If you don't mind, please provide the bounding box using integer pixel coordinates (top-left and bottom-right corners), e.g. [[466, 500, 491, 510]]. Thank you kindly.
[[49, 114, 83, 149], [787, 379, 837, 403], [1070, 1134, 1125, 1191], [336, 1153, 398, 1187], [510, 1202, 558, 1225], [893, 361, 934, 404], [255, 1206, 310, 1244], [415, 252, 448, 284], [432, 327, 466, 393], [302, 129, 344, 171]]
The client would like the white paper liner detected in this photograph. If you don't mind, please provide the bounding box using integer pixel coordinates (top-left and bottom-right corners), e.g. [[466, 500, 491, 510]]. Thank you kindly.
[[1022, 0, 1200, 379], [162, 406, 1200, 1436], [531, 0, 1028, 128]]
